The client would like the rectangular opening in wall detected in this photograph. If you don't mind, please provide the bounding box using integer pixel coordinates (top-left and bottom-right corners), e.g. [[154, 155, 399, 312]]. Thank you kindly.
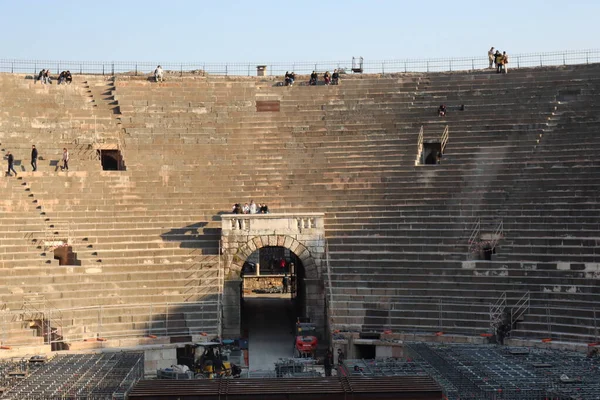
[[421, 142, 443, 165], [256, 100, 280, 112], [99, 149, 125, 171], [54, 245, 81, 266], [354, 344, 376, 359]]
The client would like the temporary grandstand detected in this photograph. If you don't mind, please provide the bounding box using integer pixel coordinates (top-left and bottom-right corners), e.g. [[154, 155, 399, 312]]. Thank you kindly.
[[0, 49, 600, 368], [0, 352, 143, 399], [339, 343, 600, 400]]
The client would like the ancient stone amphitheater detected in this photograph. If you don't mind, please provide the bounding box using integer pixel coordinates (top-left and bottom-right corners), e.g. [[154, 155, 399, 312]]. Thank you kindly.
[[1, 61, 599, 361]]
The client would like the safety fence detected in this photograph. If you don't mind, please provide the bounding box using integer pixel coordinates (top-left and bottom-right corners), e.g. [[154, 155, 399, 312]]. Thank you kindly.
[[0, 49, 598, 76]]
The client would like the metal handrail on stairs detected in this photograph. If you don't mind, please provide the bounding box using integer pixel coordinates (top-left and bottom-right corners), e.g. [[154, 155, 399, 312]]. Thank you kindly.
[[440, 125, 449, 153], [490, 220, 504, 251], [22, 295, 65, 345], [467, 218, 481, 253], [511, 291, 531, 328], [217, 240, 223, 338], [325, 240, 335, 329], [489, 292, 507, 331], [415, 125, 424, 165]]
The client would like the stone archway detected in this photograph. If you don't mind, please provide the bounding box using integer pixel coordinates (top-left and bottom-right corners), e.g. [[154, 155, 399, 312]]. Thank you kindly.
[[231, 235, 320, 281], [220, 214, 326, 338]]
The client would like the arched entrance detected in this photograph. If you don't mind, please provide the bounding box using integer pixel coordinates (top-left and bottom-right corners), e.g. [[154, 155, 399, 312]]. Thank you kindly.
[[220, 214, 326, 361], [239, 245, 307, 370]]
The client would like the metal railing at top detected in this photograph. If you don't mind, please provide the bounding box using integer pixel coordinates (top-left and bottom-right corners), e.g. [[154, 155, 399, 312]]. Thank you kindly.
[[0, 49, 598, 77]]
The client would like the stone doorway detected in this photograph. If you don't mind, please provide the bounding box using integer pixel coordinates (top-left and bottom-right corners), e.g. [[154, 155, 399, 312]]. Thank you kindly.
[[53, 245, 80, 266], [220, 214, 326, 340], [98, 149, 125, 171]]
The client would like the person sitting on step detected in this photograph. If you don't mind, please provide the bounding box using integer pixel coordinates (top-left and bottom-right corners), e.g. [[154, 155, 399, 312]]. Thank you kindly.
[[36, 69, 45, 84], [309, 71, 318, 85], [65, 71, 73, 84], [438, 104, 447, 117], [43, 69, 52, 84], [154, 65, 164, 82], [324, 71, 331, 85], [58, 71, 67, 85], [332, 69, 340, 85]]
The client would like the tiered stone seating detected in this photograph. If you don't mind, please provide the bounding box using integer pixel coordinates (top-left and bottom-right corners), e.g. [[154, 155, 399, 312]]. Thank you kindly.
[[1, 63, 599, 348], [0, 76, 220, 345]]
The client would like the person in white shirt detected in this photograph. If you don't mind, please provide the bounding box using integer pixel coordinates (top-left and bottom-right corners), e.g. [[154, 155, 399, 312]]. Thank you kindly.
[[488, 47, 495, 69], [154, 65, 164, 82], [62, 148, 69, 171], [249, 200, 257, 214], [242, 203, 250, 214]]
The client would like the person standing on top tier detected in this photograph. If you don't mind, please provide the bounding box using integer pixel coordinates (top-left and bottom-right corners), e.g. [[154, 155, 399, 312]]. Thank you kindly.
[[488, 47, 495, 68]]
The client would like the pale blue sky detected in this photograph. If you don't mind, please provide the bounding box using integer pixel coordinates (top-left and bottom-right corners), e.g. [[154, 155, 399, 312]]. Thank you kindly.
[[0, 0, 596, 62]]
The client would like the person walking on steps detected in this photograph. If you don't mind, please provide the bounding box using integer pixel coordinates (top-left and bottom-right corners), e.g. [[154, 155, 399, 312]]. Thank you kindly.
[[31, 145, 38, 172], [62, 148, 69, 171], [6, 152, 17, 176]]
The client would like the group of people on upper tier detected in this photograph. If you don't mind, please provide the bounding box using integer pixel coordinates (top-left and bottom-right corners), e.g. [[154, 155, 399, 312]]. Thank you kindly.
[[284, 70, 340, 86], [232, 200, 269, 214], [5, 147, 69, 176], [310, 69, 340, 86], [488, 47, 510, 74], [36, 69, 72, 84]]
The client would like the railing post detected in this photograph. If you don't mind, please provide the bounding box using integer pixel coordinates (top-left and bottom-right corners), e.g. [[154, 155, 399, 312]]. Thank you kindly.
[[382, 62, 385, 74], [247, 64, 250, 76], [449, 60, 452, 71], [112, 63, 114, 75], [80, 64, 82, 75], [594, 307, 598, 341], [135, 64, 138, 76], [426, 61, 429, 73], [563, 54, 566, 66], [181, 64, 183, 77], [149, 303, 153, 336], [404, 62, 407, 73], [11, 62, 14, 74], [540, 55, 543, 67], [438, 299, 443, 330], [471, 59, 474, 71], [225, 64, 228, 76], [587, 51, 589, 64], [166, 303, 169, 335], [103, 64, 105, 75]]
